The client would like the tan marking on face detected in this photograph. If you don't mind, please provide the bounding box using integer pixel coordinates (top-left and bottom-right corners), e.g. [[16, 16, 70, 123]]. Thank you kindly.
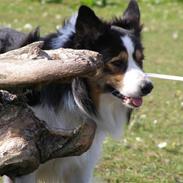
[[105, 73, 124, 90], [88, 72, 124, 108], [88, 51, 127, 106], [105, 51, 128, 73], [135, 49, 144, 63], [110, 51, 128, 63], [120, 51, 128, 62]]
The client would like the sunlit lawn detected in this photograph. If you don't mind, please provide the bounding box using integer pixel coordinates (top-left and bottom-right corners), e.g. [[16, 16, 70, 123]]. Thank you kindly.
[[0, 0, 183, 182]]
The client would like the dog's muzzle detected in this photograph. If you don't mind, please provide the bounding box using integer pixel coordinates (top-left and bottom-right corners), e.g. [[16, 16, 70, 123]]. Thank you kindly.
[[111, 88, 143, 108]]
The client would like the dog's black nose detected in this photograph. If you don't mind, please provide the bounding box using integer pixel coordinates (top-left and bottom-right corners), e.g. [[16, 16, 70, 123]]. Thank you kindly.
[[140, 81, 153, 96]]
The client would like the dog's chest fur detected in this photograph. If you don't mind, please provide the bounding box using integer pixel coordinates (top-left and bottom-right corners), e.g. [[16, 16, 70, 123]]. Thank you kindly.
[[30, 93, 128, 182]]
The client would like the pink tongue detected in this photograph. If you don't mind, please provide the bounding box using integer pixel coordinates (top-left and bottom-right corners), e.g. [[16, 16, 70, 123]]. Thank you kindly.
[[131, 98, 143, 107]]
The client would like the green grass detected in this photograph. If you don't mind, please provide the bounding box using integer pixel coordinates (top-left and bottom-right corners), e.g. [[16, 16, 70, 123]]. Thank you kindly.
[[1, 0, 183, 182]]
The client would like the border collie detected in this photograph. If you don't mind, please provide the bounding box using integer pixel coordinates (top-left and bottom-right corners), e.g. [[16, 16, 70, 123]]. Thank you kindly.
[[3, 0, 153, 182]]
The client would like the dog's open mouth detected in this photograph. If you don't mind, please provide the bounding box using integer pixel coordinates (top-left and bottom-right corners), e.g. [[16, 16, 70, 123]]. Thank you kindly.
[[111, 90, 143, 108], [123, 96, 143, 108]]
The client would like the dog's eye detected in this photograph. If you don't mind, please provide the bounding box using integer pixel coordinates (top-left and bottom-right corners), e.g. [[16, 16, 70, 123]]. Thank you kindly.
[[111, 60, 127, 72], [111, 60, 123, 67], [107, 51, 128, 73]]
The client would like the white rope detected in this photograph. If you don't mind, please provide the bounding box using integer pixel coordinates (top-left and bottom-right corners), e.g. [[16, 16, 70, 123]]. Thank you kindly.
[[147, 73, 183, 82]]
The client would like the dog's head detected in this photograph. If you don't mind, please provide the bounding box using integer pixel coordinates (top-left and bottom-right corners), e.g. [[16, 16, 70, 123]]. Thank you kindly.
[[74, 0, 153, 109]]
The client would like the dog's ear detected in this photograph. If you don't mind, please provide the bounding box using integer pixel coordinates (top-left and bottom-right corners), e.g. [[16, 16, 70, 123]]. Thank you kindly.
[[75, 6, 106, 40], [123, 0, 141, 32], [20, 27, 40, 47], [29, 27, 40, 41]]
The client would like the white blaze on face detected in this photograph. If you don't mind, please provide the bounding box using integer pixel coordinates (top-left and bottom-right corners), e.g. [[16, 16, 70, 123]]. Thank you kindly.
[[119, 35, 150, 97]]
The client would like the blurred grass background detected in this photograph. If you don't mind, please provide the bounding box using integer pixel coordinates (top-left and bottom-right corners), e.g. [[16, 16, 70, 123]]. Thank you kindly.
[[1, 0, 183, 182]]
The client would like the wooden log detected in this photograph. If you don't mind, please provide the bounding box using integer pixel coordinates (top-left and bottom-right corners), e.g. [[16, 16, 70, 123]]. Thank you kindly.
[[0, 43, 101, 178], [0, 42, 103, 88], [0, 90, 96, 177]]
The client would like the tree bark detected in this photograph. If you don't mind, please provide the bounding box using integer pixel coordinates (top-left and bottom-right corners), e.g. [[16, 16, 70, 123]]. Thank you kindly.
[[0, 41, 103, 88], [0, 43, 101, 177], [0, 89, 96, 178]]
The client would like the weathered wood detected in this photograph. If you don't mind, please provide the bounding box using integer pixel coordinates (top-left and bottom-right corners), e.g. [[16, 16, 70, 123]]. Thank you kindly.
[[0, 90, 96, 177], [0, 42, 103, 88], [0, 43, 101, 178]]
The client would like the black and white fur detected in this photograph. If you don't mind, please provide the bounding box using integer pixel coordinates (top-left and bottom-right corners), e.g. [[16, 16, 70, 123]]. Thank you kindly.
[[3, 1, 153, 183], [0, 27, 40, 53]]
